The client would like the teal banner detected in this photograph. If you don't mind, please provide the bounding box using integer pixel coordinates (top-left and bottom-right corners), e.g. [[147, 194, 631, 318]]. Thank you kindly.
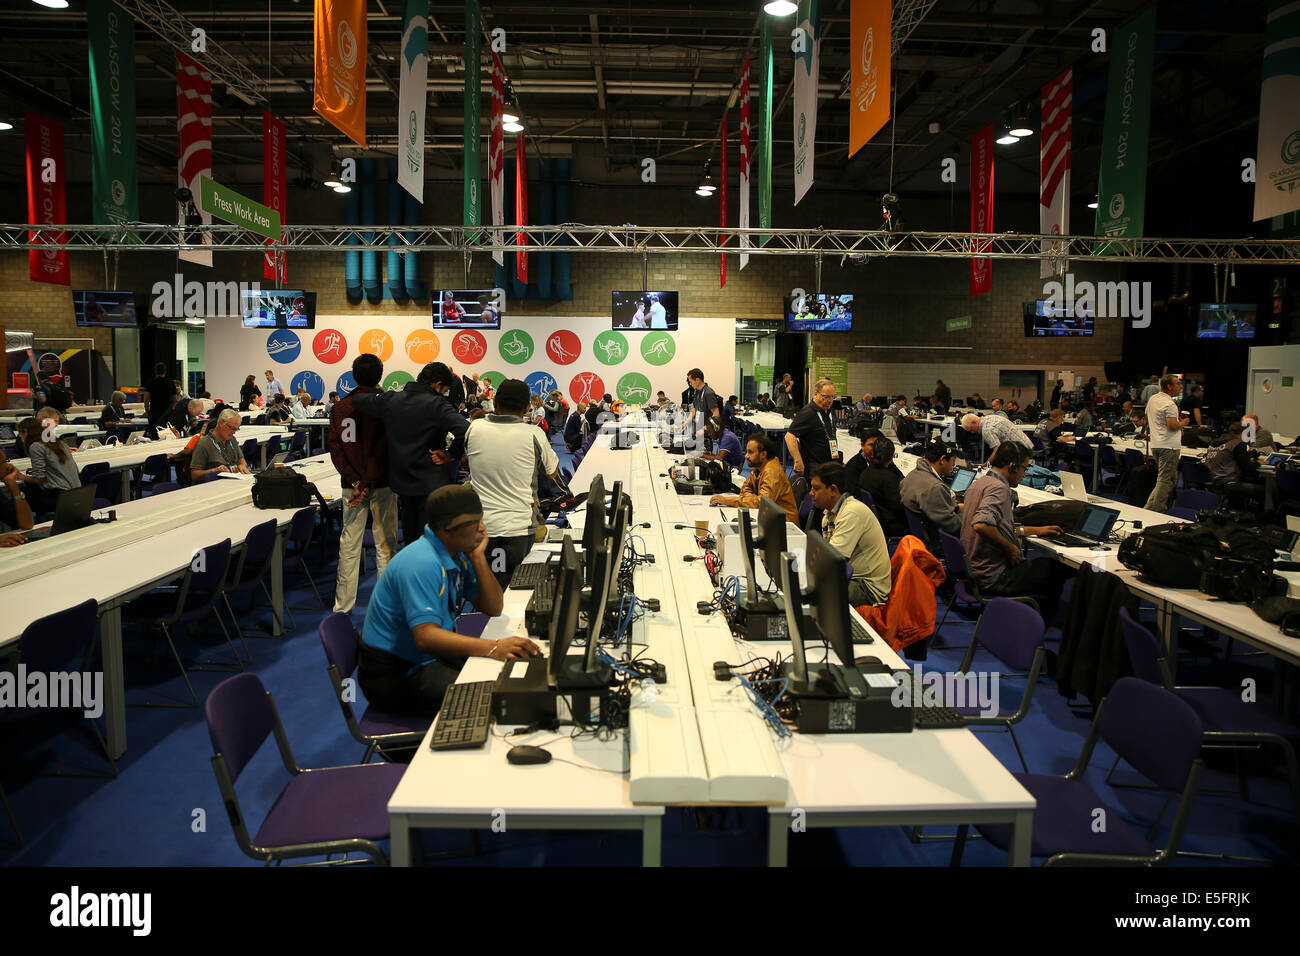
[[88, 0, 138, 228], [1094, 5, 1157, 250], [758, 15, 773, 245], [463, 0, 482, 237]]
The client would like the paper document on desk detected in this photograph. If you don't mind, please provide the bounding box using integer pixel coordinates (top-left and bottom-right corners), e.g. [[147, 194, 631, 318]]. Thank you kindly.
[[217, 471, 255, 481]]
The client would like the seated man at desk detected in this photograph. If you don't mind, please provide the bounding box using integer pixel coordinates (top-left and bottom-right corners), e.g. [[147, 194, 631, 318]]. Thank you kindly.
[[188, 409, 251, 480], [900, 439, 962, 553], [359, 485, 532, 715], [960, 442, 1072, 623], [699, 418, 743, 466], [267, 394, 293, 424], [855, 436, 907, 537], [709, 432, 799, 525], [1206, 421, 1264, 508], [0, 448, 34, 546], [810, 462, 891, 606], [99, 391, 130, 430]]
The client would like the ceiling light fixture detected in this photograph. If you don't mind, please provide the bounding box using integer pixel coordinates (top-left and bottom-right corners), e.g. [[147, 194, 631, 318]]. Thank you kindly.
[[0, 121, 12, 131], [502, 111, 519, 124], [33, 0, 71, 8], [503, 119, 524, 133], [995, 127, 1019, 145], [1008, 102, 1033, 138], [764, 0, 798, 15], [697, 159, 716, 196], [1009, 120, 1034, 138], [333, 183, 351, 194], [1087, 197, 1099, 209], [323, 168, 342, 189]]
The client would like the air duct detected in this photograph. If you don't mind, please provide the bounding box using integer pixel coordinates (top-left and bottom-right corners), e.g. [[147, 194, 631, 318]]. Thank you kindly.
[[553, 157, 572, 300], [360, 157, 382, 305], [344, 184, 362, 305], [386, 159, 408, 304], [404, 189, 425, 301]]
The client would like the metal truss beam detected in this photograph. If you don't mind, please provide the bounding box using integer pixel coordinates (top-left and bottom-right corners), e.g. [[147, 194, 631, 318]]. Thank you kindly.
[[1, 224, 1296, 265]]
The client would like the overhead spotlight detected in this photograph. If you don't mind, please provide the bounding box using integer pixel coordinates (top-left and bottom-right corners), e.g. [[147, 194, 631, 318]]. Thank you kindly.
[[1008, 102, 1033, 138], [175, 186, 193, 204], [323, 168, 343, 188], [1087, 195, 1099, 209], [1009, 120, 1034, 138], [764, 0, 798, 15], [928, 121, 941, 135], [696, 159, 716, 196], [503, 119, 524, 133], [0, 121, 12, 131], [33, 0, 70, 7], [995, 128, 1020, 145], [333, 183, 352, 194], [502, 111, 520, 124]]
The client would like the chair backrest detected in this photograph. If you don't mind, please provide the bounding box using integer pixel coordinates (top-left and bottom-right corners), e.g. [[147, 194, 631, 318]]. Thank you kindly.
[[1166, 506, 1197, 521], [190, 538, 233, 593], [151, 482, 180, 496], [240, 438, 259, 461], [1181, 459, 1213, 487], [94, 471, 120, 504], [78, 461, 109, 484], [318, 611, 360, 679], [904, 507, 927, 540], [972, 598, 1044, 671], [852, 487, 875, 510], [141, 453, 169, 482], [288, 505, 317, 550], [1118, 607, 1169, 687], [19, 598, 99, 672], [1174, 488, 1219, 512], [254, 414, 268, 425], [1123, 448, 1145, 468], [291, 430, 307, 450], [205, 672, 276, 783], [1096, 677, 1203, 792], [798, 492, 814, 523], [242, 517, 279, 568], [937, 529, 969, 581]]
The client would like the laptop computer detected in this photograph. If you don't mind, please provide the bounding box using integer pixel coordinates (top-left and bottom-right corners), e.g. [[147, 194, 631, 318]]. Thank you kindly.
[[1054, 503, 1122, 549], [22, 485, 98, 541], [949, 466, 977, 502], [254, 451, 291, 473], [1058, 470, 1107, 503]]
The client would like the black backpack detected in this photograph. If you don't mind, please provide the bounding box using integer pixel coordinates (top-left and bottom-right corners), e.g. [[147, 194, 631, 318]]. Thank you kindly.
[[251, 465, 327, 511]]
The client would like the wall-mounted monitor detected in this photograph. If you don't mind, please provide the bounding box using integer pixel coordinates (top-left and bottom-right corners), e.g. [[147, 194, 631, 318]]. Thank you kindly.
[[1196, 303, 1256, 340], [433, 289, 503, 329], [785, 293, 853, 331], [1023, 300, 1094, 337], [611, 291, 678, 330], [242, 289, 316, 328], [73, 290, 139, 328]]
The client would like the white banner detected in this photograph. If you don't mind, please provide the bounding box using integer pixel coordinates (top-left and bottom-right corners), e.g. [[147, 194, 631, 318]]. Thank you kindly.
[[1039, 67, 1071, 278], [1253, 0, 1300, 221], [739, 57, 751, 270], [396, 0, 428, 202], [792, 0, 820, 205]]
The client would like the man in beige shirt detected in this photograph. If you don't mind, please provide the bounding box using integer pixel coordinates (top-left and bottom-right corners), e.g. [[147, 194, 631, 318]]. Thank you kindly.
[[810, 462, 891, 606], [710, 431, 799, 525]]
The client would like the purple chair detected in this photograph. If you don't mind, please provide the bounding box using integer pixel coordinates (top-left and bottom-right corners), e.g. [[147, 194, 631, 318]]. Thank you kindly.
[[139, 453, 170, 492], [150, 481, 181, 496], [222, 518, 281, 645], [952, 677, 1205, 865], [205, 673, 405, 865], [282, 506, 327, 626], [797, 492, 814, 525], [1181, 459, 1213, 490], [1165, 506, 1198, 521], [1174, 488, 1220, 513], [1276, 470, 1300, 518], [77, 461, 110, 486], [318, 613, 432, 762]]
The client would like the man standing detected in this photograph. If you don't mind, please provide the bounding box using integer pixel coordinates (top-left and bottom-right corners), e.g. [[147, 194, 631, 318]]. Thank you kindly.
[[329, 353, 398, 615], [166, 398, 205, 436], [1049, 379, 1064, 410], [785, 377, 840, 475], [264, 368, 286, 401], [1181, 383, 1205, 428], [564, 401, 588, 452], [900, 440, 962, 554], [687, 368, 722, 441], [145, 362, 174, 429], [810, 462, 891, 606], [353, 361, 469, 549], [465, 379, 560, 587], [933, 379, 952, 412], [1140, 374, 1162, 404], [710, 432, 799, 525], [648, 294, 668, 329], [359, 485, 532, 715], [1143, 374, 1188, 512], [963, 412, 1032, 459], [773, 373, 794, 410]]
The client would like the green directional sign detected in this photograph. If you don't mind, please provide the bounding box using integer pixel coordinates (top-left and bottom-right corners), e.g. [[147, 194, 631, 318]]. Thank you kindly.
[[199, 175, 281, 240], [754, 364, 775, 383], [946, 315, 972, 332], [814, 357, 848, 398]]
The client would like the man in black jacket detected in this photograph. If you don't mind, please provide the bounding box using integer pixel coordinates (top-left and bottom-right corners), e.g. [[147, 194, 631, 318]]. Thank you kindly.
[[855, 436, 907, 537], [353, 361, 469, 548]]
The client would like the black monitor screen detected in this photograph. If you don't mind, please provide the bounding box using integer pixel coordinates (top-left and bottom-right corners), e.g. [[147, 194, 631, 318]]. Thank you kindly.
[[804, 531, 853, 668], [434, 289, 503, 329], [611, 291, 678, 330], [757, 496, 789, 585], [242, 289, 315, 328], [582, 474, 606, 579], [785, 293, 853, 331], [1023, 300, 1094, 336], [547, 537, 584, 683], [1196, 303, 1256, 340], [73, 290, 138, 328]]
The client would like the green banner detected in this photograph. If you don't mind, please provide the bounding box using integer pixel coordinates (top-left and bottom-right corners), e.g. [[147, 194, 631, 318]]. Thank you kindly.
[[463, 0, 481, 238], [754, 364, 775, 383], [814, 357, 848, 399], [1270, 210, 1300, 239], [946, 315, 972, 332], [757, 15, 773, 245], [1094, 5, 1157, 251], [88, 0, 138, 228], [199, 176, 282, 240]]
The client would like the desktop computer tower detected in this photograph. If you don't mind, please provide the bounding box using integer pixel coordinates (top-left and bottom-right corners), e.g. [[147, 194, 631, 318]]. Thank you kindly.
[[782, 660, 914, 734]]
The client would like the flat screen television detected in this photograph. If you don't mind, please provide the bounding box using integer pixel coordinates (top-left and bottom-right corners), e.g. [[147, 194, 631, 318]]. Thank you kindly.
[[73, 290, 138, 328], [785, 293, 853, 331], [241, 289, 316, 328], [611, 291, 678, 330], [1023, 300, 1094, 336], [1196, 303, 1256, 340], [433, 289, 503, 329]]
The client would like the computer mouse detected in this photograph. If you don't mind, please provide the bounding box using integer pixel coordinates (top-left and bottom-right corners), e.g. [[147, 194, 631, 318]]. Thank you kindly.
[[506, 745, 553, 766]]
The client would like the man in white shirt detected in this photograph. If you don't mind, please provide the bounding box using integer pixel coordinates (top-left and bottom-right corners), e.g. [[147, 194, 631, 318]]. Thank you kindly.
[[465, 378, 560, 587], [963, 412, 1032, 460], [1143, 374, 1188, 512], [648, 294, 668, 329], [290, 388, 311, 419]]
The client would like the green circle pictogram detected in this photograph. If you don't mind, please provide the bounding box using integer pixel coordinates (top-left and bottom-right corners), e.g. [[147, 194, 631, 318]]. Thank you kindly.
[[592, 330, 629, 366], [640, 332, 676, 366], [382, 370, 414, 392], [480, 370, 506, 391], [497, 329, 534, 364], [616, 372, 652, 405]]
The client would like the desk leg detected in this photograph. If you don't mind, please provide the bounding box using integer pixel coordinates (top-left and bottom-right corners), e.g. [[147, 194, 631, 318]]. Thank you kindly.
[[120, 468, 132, 503], [101, 605, 127, 760], [261, 443, 269, 469], [390, 813, 411, 867], [642, 816, 662, 867], [1007, 808, 1033, 866], [1091, 446, 1101, 494], [1158, 601, 1179, 682], [768, 813, 789, 867], [271, 531, 285, 637]]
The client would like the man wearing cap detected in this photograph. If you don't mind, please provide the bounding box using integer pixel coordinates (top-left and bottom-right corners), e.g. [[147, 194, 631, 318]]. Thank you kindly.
[[353, 361, 470, 548], [900, 439, 963, 554], [358, 485, 537, 714]]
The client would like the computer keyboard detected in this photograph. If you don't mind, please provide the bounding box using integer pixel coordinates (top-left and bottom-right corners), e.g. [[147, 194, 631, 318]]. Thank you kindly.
[[850, 614, 876, 644], [1056, 534, 1100, 548], [428, 681, 495, 750], [509, 560, 553, 590], [913, 705, 966, 730]]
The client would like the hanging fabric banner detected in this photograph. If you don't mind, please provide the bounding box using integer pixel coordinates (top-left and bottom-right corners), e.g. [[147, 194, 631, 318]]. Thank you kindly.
[[720, 118, 728, 288], [463, 0, 482, 237], [848, 0, 890, 158], [313, 0, 367, 147], [1253, 0, 1300, 220], [263, 111, 287, 283], [516, 131, 529, 284], [970, 124, 994, 296], [739, 57, 752, 271], [1039, 67, 1072, 278], [757, 16, 773, 244], [792, 0, 820, 205], [177, 51, 212, 267], [88, 0, 138, 228], [25, 111, 69, 286], [489, 50, 505, 266], [397, 0, 428, 202], [1094, 4, 1156, 250]]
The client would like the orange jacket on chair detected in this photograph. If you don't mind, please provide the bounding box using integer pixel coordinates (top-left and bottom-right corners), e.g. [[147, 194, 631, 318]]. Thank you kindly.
[[857, 534, 946, 652]]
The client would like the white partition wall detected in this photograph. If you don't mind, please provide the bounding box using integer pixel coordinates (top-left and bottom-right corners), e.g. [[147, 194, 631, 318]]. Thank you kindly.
[[1246, 345, 1300, 437]]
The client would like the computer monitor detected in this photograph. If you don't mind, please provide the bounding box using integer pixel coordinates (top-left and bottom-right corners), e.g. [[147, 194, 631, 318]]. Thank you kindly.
[[553, 538, 614, 690], [949, 467, 977, 495], [756, 495, 788, 587], [582, 473, 606, 571], [737, 509, 760, 604], [608, 480, 623, 520], [780, 533, 867, 699], [547, 537, 584, 687]]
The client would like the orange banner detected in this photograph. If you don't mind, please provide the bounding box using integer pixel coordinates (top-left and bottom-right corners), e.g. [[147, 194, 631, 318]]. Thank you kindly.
[[848, 0, 890, 159], [313, 0, 367, 147]]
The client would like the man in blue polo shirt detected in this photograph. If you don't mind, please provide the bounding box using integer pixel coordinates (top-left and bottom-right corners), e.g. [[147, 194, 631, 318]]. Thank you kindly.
[[358, 484, 537, 714], [700, 418, 742, 466]]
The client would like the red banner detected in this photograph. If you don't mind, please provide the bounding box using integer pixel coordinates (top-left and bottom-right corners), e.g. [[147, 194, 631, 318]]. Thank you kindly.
[[489, 50, 505, 266], [739, 58, 751, 271], [25, 110, 69, 286], [263, 110, 287, 283], [515, 131, 529, 284], [969, 124, 994, 296], [720, 118, 728, 288], [177, 50, 212, 266]]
